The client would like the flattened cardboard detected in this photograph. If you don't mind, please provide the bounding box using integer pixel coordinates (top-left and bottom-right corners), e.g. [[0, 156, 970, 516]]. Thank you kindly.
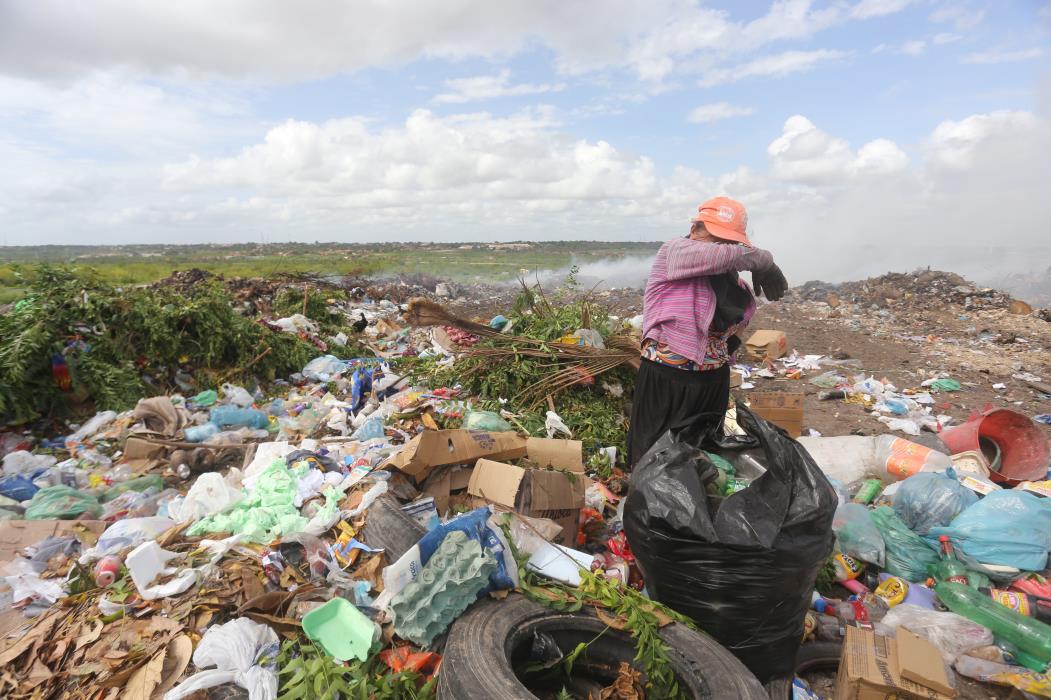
[[420, 464, 475, 515], [382, 429, 527, 482], [745, 329, 788, 360], [122, 437, 168, 472], [835, 626, 955, 700]]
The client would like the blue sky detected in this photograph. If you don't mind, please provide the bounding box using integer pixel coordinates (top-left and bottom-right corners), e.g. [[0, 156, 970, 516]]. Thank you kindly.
[[0, 0, 1049, 280]]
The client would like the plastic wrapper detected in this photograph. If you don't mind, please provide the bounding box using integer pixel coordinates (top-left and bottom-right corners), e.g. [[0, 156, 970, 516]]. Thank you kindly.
[[623, 405, 837, 683], [870, 506, 939, 582], [24, 485, 103, 520], [955, 654, 1051, 696], [929, 490, 1051, 572], [876, 604, 993, 663], [833, 502, 885, 566], [101, 474, 164, 503], [79, 517, 176, 563], [893, 470, 977, 536], [462, 410, 513, 432], [163, 618, 279, 700]]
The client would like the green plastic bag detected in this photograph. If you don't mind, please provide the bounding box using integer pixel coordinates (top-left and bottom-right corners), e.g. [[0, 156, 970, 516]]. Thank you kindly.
[[930, 378, 961, 392], [101, 475, 165, 503], [462, 410, 513, 432], [870, 505, 939, 582], [25, 485, 103, 520], [191, 389, 219, 407]]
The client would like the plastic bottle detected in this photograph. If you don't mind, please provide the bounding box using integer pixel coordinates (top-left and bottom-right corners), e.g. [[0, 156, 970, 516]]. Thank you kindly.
[[874, 434, 952, 481], [933, 535, 970, 585], [935, 581, 1051, 663], [834, 553, 869, 595], [979, 587, 1051, 624], [853, 479, 883, 504], [811, 591, 829, 614], [184, 422, 220, 443], [835, 593, 889, 624], [210, 406, 270, 430]]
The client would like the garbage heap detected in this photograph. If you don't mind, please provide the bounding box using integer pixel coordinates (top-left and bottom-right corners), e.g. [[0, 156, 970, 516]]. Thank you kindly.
[[0, 277, 696, 700]]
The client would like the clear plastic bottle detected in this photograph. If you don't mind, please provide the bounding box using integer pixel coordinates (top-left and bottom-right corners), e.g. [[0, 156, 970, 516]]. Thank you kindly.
[[874, 434, 953, 481], [936, 581, 1051, 663]]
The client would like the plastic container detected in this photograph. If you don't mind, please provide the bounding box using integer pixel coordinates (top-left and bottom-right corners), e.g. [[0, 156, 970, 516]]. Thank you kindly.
[[936, 581, 1051, 663], [874, 435, 952, 481], [185, 423, 220, 443], [302, 597, 376, 662], [210, 406, 270, 430], [940, 408, 1049, 484]]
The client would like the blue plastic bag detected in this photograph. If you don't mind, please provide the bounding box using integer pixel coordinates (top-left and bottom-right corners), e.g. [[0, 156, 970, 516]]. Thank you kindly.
[[929, 491, 1051, 571], [350, 367, 373, 413], [893, 470, 978, 536], [416, 507, 516, 592], [0, 469, 46, 501]]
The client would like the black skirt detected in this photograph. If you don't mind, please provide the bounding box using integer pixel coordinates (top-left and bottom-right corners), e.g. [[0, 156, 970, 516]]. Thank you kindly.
[[626, 359, 730, 469]]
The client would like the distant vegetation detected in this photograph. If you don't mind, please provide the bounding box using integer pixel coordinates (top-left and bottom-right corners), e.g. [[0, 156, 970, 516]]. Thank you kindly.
[[0, 241, 659, 304]]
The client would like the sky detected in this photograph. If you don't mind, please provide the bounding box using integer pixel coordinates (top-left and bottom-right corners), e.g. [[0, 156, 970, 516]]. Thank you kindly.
[[1, 0, 1050, 280]]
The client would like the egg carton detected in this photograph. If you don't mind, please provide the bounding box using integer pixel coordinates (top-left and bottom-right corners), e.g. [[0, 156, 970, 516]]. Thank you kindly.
[[390, 530, 497, 646]]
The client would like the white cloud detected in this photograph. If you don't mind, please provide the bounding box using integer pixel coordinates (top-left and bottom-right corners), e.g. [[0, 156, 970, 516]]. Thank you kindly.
[[687, 102, 755, 124], [926, 111, 1040, 169], [929, 5, 985, 30], [932, 33, 962, 45], [433, 70, 565, 104], [961, 48, 1045, 65], [873, 40, 926, 55], [851, 0, 912, 20], [767, 115, 909, 183], [698, 49, 847, 87]]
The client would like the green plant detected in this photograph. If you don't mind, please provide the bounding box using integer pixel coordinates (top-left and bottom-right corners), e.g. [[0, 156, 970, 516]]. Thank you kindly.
[[277, 639, 436, 700]]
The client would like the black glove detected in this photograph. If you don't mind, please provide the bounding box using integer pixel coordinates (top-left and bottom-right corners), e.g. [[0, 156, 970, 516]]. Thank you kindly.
[[752, 263, 788, 301]]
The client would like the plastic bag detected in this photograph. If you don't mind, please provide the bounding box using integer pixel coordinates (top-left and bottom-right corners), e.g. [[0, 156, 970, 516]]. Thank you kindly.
[[163, 618, 279, 700], [166, 472, 243, 523], [24, 485, 103, 520], [870, 506, 939, 582], [101, 474, 164, 503], [463, 410, 513, 432], [302, 355, 350, 382], [876, 604, 993, 663], [2, 451, 56, 476], [221, 383, 255, 408], [833, 502, 885, 566], [79, 516, 176, 562], [893, 470, 977, 535], [415, 506, 518, 593], [0, 471, 44, 501], [623, 405, 837, 683], [929, 491, 1051, 572]]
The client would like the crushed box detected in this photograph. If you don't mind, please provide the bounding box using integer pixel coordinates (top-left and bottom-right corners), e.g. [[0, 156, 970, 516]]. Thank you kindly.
[[467, 438, 584, 547], [382, 429, 528, 482], [745, 329, 788, 360], [749, 390, 804, 437], [835, 626, 956, 700]]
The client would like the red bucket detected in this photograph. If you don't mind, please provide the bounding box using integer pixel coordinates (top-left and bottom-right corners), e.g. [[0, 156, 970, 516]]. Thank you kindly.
[[941, 408, 1050, 485]]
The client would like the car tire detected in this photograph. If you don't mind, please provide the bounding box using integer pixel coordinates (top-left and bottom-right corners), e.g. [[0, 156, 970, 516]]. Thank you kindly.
[[763, 641, 842, 699], [438, 593, 768, 699]]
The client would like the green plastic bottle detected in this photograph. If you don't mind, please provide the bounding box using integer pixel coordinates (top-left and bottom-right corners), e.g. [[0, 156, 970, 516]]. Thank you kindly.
[[935, 581, 1051, 664], [933, 535, 970, 585]]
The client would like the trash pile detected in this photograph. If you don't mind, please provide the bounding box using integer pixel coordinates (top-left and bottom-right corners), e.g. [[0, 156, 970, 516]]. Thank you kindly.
[[0, 274, 703, 700], [793, 409, 1051, 699], [0, 265, 1048, 700]]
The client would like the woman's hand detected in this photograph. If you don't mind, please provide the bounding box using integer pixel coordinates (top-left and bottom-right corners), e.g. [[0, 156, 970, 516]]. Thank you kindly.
[[752, 262, 788, 301]]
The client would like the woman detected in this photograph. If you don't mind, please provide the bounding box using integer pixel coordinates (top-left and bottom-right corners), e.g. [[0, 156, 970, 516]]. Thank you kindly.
[[626, 196, 786, 467]]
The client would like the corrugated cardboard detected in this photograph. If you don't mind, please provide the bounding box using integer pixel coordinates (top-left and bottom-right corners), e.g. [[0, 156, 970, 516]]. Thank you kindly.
[[835, 626, 956, 700], [0, 519, 108, 637], [382, 429, 528, 482], [745, 329, 788, 360], [749, 391, 804, 437], [468, 438, 585, 547]]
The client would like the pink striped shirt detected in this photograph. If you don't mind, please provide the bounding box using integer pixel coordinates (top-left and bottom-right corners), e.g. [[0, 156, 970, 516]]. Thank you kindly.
[[642, 238, 773, 366]]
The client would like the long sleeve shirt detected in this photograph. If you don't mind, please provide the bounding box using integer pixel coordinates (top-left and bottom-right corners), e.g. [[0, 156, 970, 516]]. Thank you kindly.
[[642, 238, 773, 366]]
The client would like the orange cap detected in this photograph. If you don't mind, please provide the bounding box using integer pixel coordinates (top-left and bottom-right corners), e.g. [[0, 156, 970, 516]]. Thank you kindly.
[[692, 196, 752, 246]]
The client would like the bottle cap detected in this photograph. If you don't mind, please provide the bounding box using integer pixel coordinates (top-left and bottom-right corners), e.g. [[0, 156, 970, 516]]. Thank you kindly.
[[814, 599, 827, 614]]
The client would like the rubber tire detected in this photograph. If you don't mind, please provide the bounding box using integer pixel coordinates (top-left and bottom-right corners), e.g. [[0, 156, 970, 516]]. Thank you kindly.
[[763, 641, 843, 699], [438, 593, 768, 700]]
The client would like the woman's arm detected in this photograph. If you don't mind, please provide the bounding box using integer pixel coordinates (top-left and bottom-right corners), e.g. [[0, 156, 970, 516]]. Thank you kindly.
[[663, 238, 774, 281]]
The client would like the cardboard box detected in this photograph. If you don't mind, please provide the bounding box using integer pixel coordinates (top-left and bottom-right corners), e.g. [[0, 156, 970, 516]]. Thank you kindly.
[[468, 438, 584, 547], [835, 626, 956, 700], [749, 391, 804, 437], [382, 429, 528, 482], [745, 329, 788, 360]]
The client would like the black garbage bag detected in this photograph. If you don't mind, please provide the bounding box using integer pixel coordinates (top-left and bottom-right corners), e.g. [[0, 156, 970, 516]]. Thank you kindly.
[[623, 405, 837, 683]]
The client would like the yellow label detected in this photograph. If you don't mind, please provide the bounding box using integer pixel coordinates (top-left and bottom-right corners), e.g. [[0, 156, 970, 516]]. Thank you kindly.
[[875, 576, 909, 607]]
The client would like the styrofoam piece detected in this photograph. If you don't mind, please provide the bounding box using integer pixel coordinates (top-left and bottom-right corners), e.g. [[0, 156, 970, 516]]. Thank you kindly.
[[389, 530, 496, 646], [526, 542, 594, 586]]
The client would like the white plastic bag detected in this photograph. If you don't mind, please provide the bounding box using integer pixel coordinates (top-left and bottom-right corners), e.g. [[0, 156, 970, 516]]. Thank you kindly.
[[545, 410, 572, 439], [875, 603, 993, 662], [221, 383, 255, 408], [2, 451, 57, 476], [79, 516, 176, 563], [166, 472, 243, 523], [163, 618, 279, 700]]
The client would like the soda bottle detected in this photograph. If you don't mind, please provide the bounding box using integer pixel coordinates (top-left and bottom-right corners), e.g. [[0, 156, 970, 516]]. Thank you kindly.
[[933, 535, 970, 585], [936, 581, 1051, 663], [980, 587, 1051, 624], [852, 479, 883, 504]]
